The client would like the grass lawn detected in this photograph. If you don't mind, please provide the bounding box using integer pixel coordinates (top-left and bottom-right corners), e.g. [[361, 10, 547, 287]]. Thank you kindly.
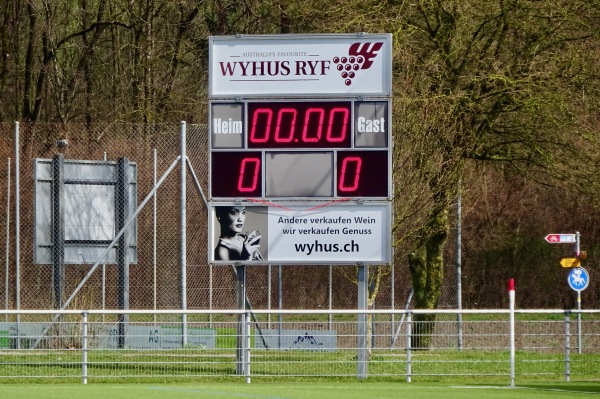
[[1, 382, 600, 399]]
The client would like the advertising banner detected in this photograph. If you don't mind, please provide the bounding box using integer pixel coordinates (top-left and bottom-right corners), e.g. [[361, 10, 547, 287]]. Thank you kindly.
[[209, 203, 391, 265], [254, 329, 337, 351], [209, 34, 392, 97]]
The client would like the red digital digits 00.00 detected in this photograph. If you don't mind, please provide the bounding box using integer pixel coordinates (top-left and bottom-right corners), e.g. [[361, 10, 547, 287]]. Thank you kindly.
[[247, 101, 352, 149]]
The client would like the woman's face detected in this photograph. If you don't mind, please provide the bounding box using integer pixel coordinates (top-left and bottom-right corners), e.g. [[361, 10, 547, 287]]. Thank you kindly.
[[221, 206, 246, 234]]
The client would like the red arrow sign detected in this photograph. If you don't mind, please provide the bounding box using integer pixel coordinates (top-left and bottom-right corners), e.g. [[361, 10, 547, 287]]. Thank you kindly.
[[545, 234, 577, 244]]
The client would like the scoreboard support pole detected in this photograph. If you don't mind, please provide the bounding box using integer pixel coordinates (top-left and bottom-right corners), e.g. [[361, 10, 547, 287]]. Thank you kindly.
[[235, 264, 249, 376], [357, 263, 368, 379]]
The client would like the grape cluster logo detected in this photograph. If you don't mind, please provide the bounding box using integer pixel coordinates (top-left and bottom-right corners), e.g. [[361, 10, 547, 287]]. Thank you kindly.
[[332, 42, 384, 86]]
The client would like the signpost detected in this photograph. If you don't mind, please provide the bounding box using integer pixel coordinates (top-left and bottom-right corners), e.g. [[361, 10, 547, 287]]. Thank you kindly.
[[544, 233, 577, 244], [544, 231, 583, 266], [544, 231, 585, 353], [568, 266, 589, 355], [560, 257, 581, 268], [568, 267, 590, 292]]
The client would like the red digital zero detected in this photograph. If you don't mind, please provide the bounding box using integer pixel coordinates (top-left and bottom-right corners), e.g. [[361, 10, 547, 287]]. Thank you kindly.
[[211, 152, 262, 197], [336, 151, 388, 197], [237, 157, 260, 192], [338, 156, 362, 192]]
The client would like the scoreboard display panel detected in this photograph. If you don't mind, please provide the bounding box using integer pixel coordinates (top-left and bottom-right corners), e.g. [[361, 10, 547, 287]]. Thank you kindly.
[[209, 99, 390, 200]]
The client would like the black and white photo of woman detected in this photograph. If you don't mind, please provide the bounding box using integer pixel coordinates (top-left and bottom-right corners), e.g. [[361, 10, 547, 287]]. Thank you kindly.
[[214, 205, 264, 261]]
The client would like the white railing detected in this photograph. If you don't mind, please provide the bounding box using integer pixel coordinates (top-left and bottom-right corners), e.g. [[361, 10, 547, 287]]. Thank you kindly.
[[0, 309, 599, 384]]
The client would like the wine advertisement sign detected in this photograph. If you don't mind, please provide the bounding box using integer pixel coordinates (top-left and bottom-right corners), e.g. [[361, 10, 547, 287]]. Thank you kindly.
[[209, 34, 392, 97], [209, 203, 391, 265]]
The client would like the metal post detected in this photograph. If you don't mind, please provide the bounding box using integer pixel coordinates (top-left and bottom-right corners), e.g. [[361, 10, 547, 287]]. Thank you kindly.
[[406, 311, 412, 383], [180, 121, 188, 347], [509, 279, 515, 388], [370, 277, 376, 350], [391, 288, 413, 349], [456, 186, 463, 350], [577, 291, 582, 354], [102, 152, 107, 323], [357, 263, 368, 379], [116, 158, 130, 349], [278, 264, 282, 350], [390, 259, 394, 343], [82, 311, 88, 385], [51, 155, 65, 309], [236, 264, 246, 375], [185, 156, 208, 208], [328, 264, 333, 329], [4, 157, 10, 321], [15, 123, 20, 339], [565, 311, 571, 382], [245, 312, 251, 383], [102, 263, 106, 323], [209, 264, 213, 327], [267, 265, 272, 329], [576, 231, 582, 354], [153, 148, 157, 325]]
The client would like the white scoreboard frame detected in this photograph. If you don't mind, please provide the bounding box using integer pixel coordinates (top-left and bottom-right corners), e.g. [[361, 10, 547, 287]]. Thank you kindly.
[[207, 33, 393, 265]]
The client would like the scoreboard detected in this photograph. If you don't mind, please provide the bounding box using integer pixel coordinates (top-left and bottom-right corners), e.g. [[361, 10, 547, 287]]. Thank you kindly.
[[209, 99, 390, 199], [208, 34, 392, 265]]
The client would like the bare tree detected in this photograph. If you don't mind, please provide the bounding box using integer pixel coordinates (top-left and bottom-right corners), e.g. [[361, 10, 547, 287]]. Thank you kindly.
[[393, 0, 600, 348]]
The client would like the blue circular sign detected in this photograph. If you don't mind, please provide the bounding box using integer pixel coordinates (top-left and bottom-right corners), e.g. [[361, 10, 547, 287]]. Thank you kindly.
[[568, 267, 590, 292]]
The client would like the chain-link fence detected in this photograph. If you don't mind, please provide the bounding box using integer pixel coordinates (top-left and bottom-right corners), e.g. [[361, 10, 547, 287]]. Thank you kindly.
[[0, 122, 441, 314], [1, 309, 599, 383]]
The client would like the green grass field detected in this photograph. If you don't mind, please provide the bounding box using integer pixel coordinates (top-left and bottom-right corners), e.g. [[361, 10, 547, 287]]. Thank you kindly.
[[1, 382, 600, 399]]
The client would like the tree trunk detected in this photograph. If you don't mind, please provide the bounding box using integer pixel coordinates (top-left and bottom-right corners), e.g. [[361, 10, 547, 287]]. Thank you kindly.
[[22, 2, 37, 122], [365, 265, 389, 358], [408, 196, 449, 349]]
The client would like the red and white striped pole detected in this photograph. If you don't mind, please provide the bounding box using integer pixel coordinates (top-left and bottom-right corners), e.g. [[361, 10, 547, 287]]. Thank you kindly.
[[509, 278, 515, 388]]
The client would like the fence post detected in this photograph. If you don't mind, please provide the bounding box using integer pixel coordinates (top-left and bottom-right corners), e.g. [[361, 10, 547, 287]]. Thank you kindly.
[[116, 157, 130, 349], [14, 122, 20, 348], [51, 155, 65, 309], [565, 311, 571, 382], [4, 157, 9, 322], [180, 121, 188, 347], [82, 311, 88, 385], [153, 148, 157, 325], [236, 264, 246, 375], [357, 263, 368, 380], [245, 312, 251, 384], [508, 279, 515, 388], [577, 291, 582, 355], [456, 184, 463, 351], [406, 311, 412, 383]]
